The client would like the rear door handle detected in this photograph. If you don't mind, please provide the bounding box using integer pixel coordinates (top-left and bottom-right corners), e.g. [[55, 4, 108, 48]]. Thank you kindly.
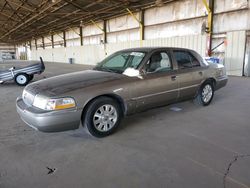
[[199, 71, 203, 76]]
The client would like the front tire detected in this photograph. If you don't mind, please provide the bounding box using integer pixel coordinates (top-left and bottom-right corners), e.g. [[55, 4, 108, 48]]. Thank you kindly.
[[14, 73, 30, 86], [195, 82, 214, 106], [83, 97, 122, 138]]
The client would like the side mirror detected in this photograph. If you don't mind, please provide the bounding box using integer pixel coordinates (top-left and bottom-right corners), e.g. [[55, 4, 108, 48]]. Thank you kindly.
[[123, 67, 140, 77], [140, 68, 147, 75]]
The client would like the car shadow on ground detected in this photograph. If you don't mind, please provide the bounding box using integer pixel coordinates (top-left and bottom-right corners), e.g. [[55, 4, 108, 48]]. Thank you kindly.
[[118, 100, 203, 132], [117, 88, 228, 134]]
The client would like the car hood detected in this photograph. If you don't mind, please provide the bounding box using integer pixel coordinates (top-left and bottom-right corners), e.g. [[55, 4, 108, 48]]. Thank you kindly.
[[25, 70, 125, 96]]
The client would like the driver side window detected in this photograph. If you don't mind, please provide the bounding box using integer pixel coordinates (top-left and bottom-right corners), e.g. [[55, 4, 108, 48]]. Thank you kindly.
[[145, 52, 172, 73]]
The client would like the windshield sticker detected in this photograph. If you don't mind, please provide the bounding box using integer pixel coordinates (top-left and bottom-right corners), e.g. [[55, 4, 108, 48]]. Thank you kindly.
[[130, 52, 144, 57]]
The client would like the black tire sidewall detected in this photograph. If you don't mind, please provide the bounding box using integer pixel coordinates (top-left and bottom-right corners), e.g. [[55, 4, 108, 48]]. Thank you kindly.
[[29, 74, 34, 81], [84, 97, 122, 138], [14, 73, 30, 86]]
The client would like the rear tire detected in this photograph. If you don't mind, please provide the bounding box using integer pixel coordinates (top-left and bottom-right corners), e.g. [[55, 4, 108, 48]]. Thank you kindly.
[[83, 97, 122, 138], [194, 81, 214, 106], [14, 73, 30, 86]]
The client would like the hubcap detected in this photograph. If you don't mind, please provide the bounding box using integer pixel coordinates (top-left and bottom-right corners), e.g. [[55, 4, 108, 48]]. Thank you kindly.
[[202, 84, 213, 103], [17, 75, 27, 84], [93, 104, 118, 132]]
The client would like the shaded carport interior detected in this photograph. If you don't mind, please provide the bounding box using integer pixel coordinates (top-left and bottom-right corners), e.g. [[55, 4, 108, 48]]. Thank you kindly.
[[0, 0, 174, 43], [0, 0, 250, 188]]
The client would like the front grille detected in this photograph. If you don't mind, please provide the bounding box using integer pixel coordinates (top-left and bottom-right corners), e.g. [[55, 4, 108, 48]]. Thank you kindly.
[[22, 89, 35, 106]]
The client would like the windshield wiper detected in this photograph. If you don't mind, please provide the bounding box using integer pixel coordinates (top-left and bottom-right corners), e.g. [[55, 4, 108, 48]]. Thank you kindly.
[[94, 66, 117, 73]]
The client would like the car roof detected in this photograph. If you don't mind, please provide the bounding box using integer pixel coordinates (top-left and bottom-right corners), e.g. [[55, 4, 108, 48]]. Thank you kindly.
[[118, 47, 194, 53]]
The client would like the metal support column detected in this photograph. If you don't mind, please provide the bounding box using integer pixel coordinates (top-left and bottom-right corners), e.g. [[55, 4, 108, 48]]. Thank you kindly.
[[51, 34, 54, 48], [103, 20, 107, 44], [63, 31, 66, 47], [42, 36, 45, 49], [202, 0, 214, 56], [24, 43, 28, 60], [35, 39, 37, 50], [139, 10, 145, 41], [29, 40, 32, 51], [79, 26, 83, 46], [103, 20, 107, 55]]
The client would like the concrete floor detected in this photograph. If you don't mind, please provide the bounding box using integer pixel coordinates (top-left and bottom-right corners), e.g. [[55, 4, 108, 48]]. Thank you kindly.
[[0, 61, 250, 188]]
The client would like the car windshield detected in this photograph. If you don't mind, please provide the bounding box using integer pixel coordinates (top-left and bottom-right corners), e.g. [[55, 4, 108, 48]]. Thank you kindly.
[[94, 51, 146, 74]]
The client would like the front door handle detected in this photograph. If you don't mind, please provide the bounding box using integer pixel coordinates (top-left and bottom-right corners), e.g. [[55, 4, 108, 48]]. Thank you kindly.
[[199, 71, 203, 76]]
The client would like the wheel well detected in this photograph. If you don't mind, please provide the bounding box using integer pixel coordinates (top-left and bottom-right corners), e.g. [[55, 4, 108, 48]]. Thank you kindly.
[[81, 94, 126, 124], [15, 72, 28, 77], [205, 78, 216, 87], [195, 78, 216, 97]]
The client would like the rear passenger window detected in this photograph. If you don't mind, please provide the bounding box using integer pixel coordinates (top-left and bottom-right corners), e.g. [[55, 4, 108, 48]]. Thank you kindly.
[[174, 51, 200, 69], [174, 51, 192, 69], [190, 54, 200, 67]]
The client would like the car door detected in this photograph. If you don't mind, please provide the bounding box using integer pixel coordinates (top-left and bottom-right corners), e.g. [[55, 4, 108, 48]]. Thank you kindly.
[[172, 50, 205, 100], [132, 50, 179, 112]]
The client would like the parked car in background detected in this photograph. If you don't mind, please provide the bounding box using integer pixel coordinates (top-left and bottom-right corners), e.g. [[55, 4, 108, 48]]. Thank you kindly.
[[16, 47, 228, 137]]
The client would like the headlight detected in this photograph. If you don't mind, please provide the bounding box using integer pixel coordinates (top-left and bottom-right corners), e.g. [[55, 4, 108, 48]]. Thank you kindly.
[[33, 95, 76, 110]]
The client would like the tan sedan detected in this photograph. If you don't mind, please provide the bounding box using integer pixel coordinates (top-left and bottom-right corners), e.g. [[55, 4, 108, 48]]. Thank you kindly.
[[16, 47, 228, 137]]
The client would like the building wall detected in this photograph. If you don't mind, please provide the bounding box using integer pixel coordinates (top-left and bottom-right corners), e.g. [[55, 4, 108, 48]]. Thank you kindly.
[[31, 34, 206, 65], [26, 0, 249, 76], [225, 31, 246, 76], [0, 43, 16, 61]]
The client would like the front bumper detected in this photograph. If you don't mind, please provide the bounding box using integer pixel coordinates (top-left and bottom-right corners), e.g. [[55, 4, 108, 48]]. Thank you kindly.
[[16, 97, 82, 132], [215, 75, 228, 90]]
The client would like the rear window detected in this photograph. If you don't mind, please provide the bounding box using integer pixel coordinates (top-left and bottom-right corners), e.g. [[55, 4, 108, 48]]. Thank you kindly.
[[174, 51, 200, 69]]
